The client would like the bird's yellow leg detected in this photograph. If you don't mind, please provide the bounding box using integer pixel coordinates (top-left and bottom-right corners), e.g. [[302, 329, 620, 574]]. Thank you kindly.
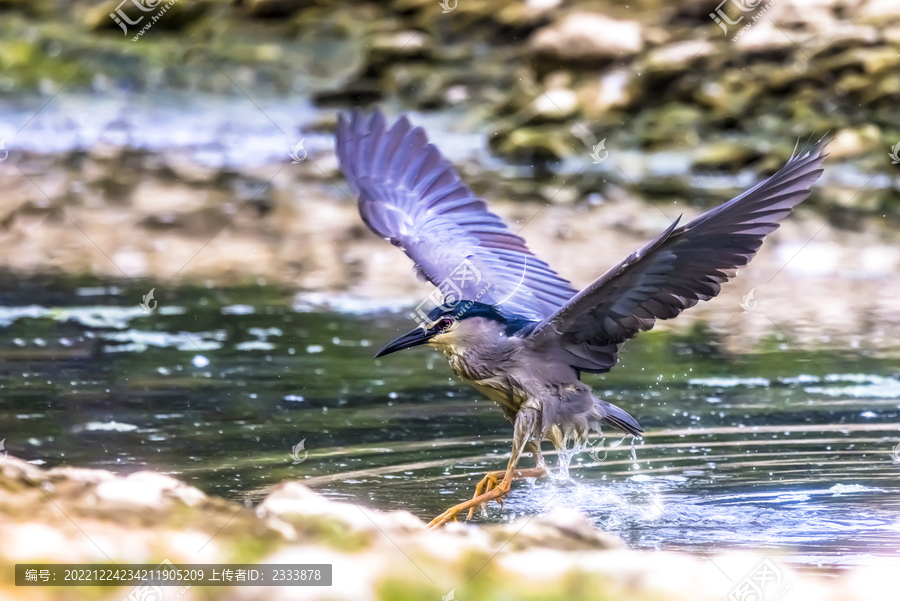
[[466, 440, 547, 518], [428, 409, 541, 528], [465, 467, 549, 518], [428, 467, 515, 528], [471, 470, 504, 504]]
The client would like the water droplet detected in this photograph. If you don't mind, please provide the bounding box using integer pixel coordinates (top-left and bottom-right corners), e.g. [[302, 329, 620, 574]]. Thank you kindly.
[[609, 435, 628, 449]]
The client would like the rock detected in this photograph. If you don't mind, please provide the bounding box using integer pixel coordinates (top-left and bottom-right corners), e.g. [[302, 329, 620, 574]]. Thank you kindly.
[[821, 46, 900, 76], [95, 471, 207, 508], [163, 151, 222, 184], [884, 27, 900, 45], [371, 30, 429, 55], [445, 84, 469, 105], [110, 248, 149, 278], [495, 0, 563, 29], [861, 72, 900, 105], [0, 455, 45, 485], [693, 71, 762, 118], [85, 0, 210, 32], [810, 23, 879, 55], [530, 12, 644, 61], [386, 64, 471, 109], [642, 40, 712, 74], [859, 0, 900, 21], [577, 68, 639, 118], [0, 457, 897, 600], [257, 481, 424, 540], [238, 0, 319, 19], [853, 47, 900, 75], [633, 103, 704, 147], [539, 182, 579, 205], [763, 62, 818, 93], [827, 186, 886, 212], [46, 466, 116, 486], [489, 508, 625, 551], [692, 141, 762, 171], [734, 23, 804, 54], [131, 180, 218, 213], [490, 125, 579, 161], [369, 30, 431, 69], [828, 125, 883, 159], [524, 87, 579, 121]]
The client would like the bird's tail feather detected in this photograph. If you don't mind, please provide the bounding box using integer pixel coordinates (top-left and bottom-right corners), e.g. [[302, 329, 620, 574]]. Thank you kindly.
[[595, 399, 643, 437]]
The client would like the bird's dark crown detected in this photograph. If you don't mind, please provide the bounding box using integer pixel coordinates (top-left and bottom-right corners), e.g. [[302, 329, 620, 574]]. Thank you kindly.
[[426, 301, 537, 337]]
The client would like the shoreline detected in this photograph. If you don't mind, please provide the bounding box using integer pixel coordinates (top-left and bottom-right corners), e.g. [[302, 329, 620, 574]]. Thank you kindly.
[[1, 455, 895, 600], [2, 150, 898, 353]]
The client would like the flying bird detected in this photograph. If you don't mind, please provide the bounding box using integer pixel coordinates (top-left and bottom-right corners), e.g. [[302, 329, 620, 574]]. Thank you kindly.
[[336, 109, 827, 527]]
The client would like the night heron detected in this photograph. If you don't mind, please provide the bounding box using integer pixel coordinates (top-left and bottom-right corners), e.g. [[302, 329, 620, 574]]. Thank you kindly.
[[336, 109, 827, 528]]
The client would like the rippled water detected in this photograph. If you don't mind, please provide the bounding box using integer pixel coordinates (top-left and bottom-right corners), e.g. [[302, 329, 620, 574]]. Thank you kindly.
[[2, 281, 899, 569]]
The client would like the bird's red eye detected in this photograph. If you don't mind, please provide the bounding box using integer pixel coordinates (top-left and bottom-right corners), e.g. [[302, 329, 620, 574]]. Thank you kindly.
[[438, 318, 454, 330]]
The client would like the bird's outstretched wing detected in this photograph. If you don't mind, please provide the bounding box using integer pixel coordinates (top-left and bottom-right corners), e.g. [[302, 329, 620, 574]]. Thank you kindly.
[[336, 109, 578, 320], [526, 140, 828, 373]]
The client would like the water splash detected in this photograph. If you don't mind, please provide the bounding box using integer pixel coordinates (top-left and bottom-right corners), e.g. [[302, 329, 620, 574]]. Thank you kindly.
[[630, 436, 639, 470], [552, 438, 586, 482], [609, 435, 628, 449]]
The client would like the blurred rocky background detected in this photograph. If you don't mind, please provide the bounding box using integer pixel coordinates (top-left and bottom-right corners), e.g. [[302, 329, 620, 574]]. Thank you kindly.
[[3, 4, 900, 599], [0, 0, 899, 346]]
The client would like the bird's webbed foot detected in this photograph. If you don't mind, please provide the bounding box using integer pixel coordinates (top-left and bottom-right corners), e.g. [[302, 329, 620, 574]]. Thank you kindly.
[[467, 470, 506, 518], [427, 474, 513, 528]]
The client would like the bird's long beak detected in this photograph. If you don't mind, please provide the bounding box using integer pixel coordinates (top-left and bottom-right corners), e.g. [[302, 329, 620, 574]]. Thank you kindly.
[[374, 326, 431, 358]]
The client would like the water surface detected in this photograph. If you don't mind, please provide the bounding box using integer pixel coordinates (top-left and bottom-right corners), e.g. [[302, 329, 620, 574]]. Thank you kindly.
[[2, 280, 899, 569]]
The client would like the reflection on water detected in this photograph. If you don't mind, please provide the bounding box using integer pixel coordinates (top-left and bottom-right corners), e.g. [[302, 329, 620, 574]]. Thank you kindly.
[[1, 281, 899, 568]]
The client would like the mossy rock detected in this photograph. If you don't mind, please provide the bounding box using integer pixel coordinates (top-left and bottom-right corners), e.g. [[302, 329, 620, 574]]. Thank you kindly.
[[84, 0, 214, 34], [489, 124, 581, 162], [692, 141, 763, 171], [632, 103, 704, 148]]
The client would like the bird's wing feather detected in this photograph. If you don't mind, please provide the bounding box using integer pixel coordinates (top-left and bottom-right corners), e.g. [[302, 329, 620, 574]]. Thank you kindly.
[[336, 109, 578, 319], [526, 139, 828, 373]]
